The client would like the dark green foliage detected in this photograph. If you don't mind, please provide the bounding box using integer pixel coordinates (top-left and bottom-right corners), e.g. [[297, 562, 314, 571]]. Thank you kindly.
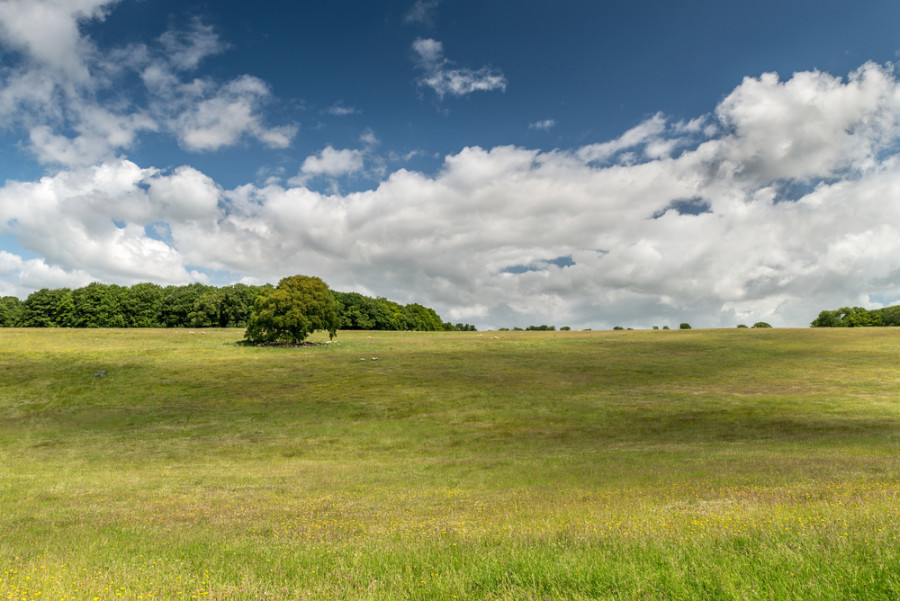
[[613, 326, 624, 330], [752, 322, 773, 328], [332, 292, 404, 330], [0, 296, 22, 326], [189, 284, 265, 328], [226, 284, 270, 326], [403, 303, 444, 331], [159, 283, 215, 328], [121, 283, 164, 327], [19, 288, 74, 327], [6, 281, 445, 331], [811, 310, 842, 327], [71, 282, 127, 327], [680, 323, 692, 329], [373, 297, 410, 330], [811, 306, 892, 327], [737, 324, 749, 328], [333, 291, 456, 332], [840, 307, 881, 327], [560, 326, 571, 331], [244, 275, 340, 344], [186, 291, 219, 328], [878, 305, 900, 326], [333, 292, 379, 329], [526, 325, 555, 331]]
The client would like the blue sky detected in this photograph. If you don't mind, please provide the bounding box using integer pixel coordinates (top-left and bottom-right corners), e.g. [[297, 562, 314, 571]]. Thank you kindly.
[[69, 0, 900, 188], [2, 0, 900, 329]]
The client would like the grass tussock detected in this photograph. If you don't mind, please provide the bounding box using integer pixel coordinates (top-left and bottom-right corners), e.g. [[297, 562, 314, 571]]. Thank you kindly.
[[1, 328, 899, 599]]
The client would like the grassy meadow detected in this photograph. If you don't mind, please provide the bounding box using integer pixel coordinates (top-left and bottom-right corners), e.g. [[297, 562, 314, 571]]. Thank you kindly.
[[1, 327, 899, 600]]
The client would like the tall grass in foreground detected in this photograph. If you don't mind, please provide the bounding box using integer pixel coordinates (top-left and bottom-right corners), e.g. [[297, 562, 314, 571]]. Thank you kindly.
[[1, 328, 898, 599]]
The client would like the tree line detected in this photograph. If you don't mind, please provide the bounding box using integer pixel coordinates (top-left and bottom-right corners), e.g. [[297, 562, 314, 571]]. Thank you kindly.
[[0, 282, 474, 331], [810, 305, 900, 327]]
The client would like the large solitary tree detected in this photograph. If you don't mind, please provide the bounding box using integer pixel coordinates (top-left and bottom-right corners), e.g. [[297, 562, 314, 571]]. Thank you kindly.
[[244, 275, 339, 344]]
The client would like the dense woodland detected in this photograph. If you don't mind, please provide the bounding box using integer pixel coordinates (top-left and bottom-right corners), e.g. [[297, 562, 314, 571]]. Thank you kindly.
[[810, 305, 900, 327], [0, 283, 475, 331], [4, 285, 899, 332]]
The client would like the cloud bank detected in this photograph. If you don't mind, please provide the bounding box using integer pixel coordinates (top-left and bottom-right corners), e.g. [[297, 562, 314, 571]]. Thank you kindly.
[[4, 63, 900, 328]]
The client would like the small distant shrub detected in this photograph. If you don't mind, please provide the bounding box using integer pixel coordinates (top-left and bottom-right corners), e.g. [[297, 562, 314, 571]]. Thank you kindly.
[[679, 323, 692, 330], [662, 326, 670, 330], [498, 327, 510, 331], [752, 322, 772, 328], [613, 326, 624, 330], [652, 326, 659, 330], [560, 326, 571, 331], [737, 324, 748, 328]]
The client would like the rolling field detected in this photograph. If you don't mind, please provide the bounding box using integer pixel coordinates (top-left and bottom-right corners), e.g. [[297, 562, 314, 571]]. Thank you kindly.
[[1, 327, 899, 600]]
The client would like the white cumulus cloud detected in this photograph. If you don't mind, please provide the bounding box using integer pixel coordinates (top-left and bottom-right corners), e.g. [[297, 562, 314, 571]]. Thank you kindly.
[[0, 0, 117, 80], [0, 4, 296, 165], [291, 146, 367, 186], [159, 17, 226, 71], [529, 119, 556, 131], [171, 75, 296, 152], [412, 38, 507, 100], [4, 62, 900, 329], [404, 0, 441, 26], [324, 102, 358, 117]]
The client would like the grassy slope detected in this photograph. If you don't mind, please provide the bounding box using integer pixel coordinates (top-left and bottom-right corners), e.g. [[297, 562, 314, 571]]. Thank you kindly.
[[1, 328, 898, 600]]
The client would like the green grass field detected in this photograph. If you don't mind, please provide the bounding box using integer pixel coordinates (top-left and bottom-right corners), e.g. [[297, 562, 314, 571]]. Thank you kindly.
[[1, 327, 899, 600]]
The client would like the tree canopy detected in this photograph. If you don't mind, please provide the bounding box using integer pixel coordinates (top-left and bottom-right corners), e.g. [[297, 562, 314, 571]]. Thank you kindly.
[[244, 275, 340, 344], [1, 280, 463, 332], [810, 306, 900, 327], [19, 288, 75, 327], [0, 296, 22, 327]]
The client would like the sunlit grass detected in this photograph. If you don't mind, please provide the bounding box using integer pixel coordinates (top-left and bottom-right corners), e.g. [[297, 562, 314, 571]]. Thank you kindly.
[[1, 328, 899, 599]]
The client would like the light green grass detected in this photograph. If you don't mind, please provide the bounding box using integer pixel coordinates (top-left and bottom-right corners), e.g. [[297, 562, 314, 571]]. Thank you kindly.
[[1, 328, 899, 599]]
